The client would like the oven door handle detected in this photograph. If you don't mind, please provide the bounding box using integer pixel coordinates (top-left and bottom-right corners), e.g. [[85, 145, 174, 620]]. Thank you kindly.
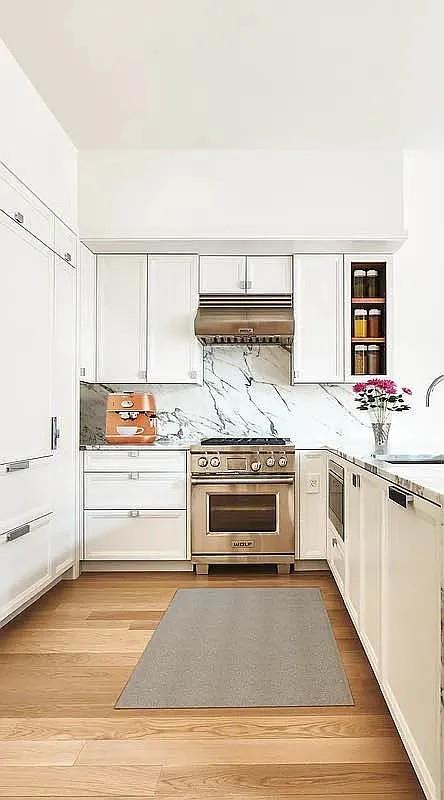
[[191, 477, 294, 485]]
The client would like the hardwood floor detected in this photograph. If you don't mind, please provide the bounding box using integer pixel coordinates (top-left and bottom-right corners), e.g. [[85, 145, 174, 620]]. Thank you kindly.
[[0, 568, 425, 798]]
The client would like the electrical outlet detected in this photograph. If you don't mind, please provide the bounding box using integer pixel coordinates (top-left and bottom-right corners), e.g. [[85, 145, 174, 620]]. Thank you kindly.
[[306, 473, 320, 493]]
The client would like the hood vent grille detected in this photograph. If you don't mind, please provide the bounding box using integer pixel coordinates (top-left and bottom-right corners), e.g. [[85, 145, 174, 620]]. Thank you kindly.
[[199, 293, 292, 309]]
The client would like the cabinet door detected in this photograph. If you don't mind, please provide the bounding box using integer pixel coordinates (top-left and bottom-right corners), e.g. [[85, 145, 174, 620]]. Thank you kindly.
[[246, 256, 292, 294], [199, 256, 246, 294], [147, 254, 202, 383], [0, 214, 53, 464], [96, 255, 147, 382], [0, 162, 54, 249], [345, 466, 361, 627], [299, 452, 327, 559], [359, 470, 383, 673], [293, 255, 344, 382], [52, 257, 77, 577], [79, 244, 96, 382], [84, 510, 186, 561], [0, 513, 52, 623], [84, 472, 186, 511], [328, 521, 345, 595], [382, 489, 441, 796]]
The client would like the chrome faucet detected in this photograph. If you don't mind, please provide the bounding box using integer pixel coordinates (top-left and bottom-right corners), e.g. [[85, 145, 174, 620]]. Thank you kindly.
[[426, 374, 444, 407]]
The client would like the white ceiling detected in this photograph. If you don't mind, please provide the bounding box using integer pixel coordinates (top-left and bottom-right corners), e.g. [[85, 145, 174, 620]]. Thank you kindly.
[[0, 0, 442, 148]]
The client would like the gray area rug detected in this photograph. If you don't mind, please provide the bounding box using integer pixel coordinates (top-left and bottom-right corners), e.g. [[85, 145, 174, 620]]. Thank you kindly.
[[116, 587, 353, 708]]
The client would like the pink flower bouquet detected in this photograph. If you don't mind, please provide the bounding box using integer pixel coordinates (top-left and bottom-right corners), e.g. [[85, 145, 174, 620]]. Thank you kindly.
[[353, 378, 412, 424]]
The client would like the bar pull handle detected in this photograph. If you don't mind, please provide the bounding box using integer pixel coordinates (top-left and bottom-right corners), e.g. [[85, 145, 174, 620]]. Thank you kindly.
[[6, 523, 30, 543], [14, 211, 24, 225], [388, 485, 414, 508], [129, 510, 140, 518], [6, 460, 30, 473], [51, 416, 60, 450], [64, 252, 72, 263], [352, 473, 360, 488]]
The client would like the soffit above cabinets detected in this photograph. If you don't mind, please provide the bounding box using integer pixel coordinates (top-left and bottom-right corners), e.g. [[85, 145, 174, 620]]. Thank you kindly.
[[82, 235, 407, 256]]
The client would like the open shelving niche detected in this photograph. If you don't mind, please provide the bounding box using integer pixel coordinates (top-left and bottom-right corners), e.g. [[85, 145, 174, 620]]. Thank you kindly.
[[349, 260, 388, 379]]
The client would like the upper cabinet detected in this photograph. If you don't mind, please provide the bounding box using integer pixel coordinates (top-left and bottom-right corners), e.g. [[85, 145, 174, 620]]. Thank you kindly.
[[199, 255, 291, 294], [292, 255, 344, 383], [147, 255, 202, 384], [200, 256, 246, 294], [96, 255, 148, 383], [246, 256, 292, 294], [79, 244, 97, 382], [344, 255, 393, 382]]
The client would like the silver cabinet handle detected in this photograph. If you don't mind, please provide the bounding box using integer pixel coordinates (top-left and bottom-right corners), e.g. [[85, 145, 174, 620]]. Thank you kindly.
[[129, 510, 140, 518], [51, 416, 60, 450], [389, 485, 414, 508], [332, 537, 337, 547], [64, 252, 72, 263], [6, 523, 30, 542], [128, 451, 139, 458], [238, 280, 246, 289], [129, 472, 140, 480], [352, 473, 360, 489], [137, 369, 146, 380], [14, 211, 24, 224], [6, 460, 30, 473], [189, 369, 197, 380], [80, 367, 86, 377], [191, 476, 294, 485], [246, 280, 252, 290]]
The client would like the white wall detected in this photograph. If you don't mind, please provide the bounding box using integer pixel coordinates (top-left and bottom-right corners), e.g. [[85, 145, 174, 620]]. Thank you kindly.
[[0, 39, 77, 229], [78, 149, 404, 239]]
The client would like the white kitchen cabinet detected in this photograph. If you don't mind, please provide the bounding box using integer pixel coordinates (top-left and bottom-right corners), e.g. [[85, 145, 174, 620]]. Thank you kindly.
[[147, 254, 202, 383], [382, 486, 441, 800], [51, 256, 77, 577], [0, 213, 54, 464], [84, 509, 186, 561], [83, 449, 186, 473], [199, 256, 246, 294], [359, 468, 383, 673], [298, 451, 327, 559], [246, 256, 292, 294], [292, 255, 344, 382], [327, 520, 345, 594], [96, 254, 147, 382], [344, 465, 361, 628], [0, 513, 53, 624], [84, 471, 186, 511], [0, 162, 54, 249], [79, 244, 96, 382], [0, 456, 52, 537], [54, 217, 77, 267]]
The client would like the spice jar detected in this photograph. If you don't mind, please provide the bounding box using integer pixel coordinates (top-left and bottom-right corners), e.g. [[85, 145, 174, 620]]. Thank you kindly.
[[368, 344, 381, 375], [366, 269, 379, 297], [354, 308, 368, 338], [368, 308, 382, 338], [354, 344, 368, 375], [353, 269, 366, 297]]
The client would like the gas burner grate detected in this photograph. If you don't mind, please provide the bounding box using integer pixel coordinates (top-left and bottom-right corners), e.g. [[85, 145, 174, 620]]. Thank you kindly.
[[200, 437, 289, 446]]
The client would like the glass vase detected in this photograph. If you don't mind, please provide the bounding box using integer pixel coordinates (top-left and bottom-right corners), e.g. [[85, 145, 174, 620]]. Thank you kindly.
[[372, 422, 391, 456]]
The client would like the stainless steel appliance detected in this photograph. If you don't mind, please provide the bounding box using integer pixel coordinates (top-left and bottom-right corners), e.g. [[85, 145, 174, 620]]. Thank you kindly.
[[190, 437, 296, 574], [194, 294, 294, 346], [328, 459, 344, 540]]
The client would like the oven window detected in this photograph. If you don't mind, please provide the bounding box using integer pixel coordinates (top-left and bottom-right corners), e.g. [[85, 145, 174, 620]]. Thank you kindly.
[[328, 471, 344, 540], [208, 493, 277, 533]]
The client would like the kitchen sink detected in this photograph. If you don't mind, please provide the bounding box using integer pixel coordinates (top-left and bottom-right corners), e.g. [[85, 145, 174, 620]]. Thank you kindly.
[[378, 454, 444, 465]]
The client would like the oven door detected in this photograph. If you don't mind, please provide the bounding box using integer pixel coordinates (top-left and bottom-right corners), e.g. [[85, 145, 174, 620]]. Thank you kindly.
[[191, 477, 294, 555]]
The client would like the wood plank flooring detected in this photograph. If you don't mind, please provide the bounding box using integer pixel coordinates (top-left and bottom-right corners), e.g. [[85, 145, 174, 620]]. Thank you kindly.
[[0, 568, 425, 798]]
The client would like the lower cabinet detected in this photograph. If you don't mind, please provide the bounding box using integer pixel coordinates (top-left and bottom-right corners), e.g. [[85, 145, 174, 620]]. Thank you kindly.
[[0, 512, 53, 623], [344, 466, 361, 627], [382, 487, 441, 800], [82, 450, 188, 562], [359, 468, 383, 672], [84, 510, 186, 560], [299, 451, 327, 559], [327, 519, 345, 593]]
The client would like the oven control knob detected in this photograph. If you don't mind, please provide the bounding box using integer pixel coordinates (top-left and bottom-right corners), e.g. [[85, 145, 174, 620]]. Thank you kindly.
[[266, 456, 275, 467], [210, 456, 220, 468], [278, 455, 288, 467], [251, 460, 261, 472], [198, 456, 208, 467]]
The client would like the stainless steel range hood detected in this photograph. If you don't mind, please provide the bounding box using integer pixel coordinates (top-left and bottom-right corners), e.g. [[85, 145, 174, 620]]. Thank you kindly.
[[194, 305, 294, 346]]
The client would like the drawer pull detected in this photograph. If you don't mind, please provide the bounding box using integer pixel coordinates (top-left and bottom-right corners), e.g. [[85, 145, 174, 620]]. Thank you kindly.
[[5, 460, 30, 473], [14, 211, 24, 224], [129, 472, 140, 480], [64, 252, 72, 263], [129, 510, 140, 518], [128, 451, 139, 458], [352, 473, 360, 488], [6, 523, 31, 542], [389, 486, 414, 508], [332, 537, 337, 547]]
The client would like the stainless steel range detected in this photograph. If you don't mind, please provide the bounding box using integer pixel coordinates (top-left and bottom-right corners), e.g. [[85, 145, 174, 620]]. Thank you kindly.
[[190, 437, 296, 575]]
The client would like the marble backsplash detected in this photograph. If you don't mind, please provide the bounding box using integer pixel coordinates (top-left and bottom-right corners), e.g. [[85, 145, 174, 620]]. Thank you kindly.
[[80, 345, 376, 448]]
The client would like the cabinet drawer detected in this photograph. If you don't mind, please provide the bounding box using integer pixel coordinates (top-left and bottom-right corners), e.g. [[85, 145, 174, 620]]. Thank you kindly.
[[0, 513, 52, 623], [54, 218, 77, 266], [328, 523, 345, 593], [84, 450, 186, 473], [84, 509, 186, 560], [84, 472, 186, 510], [0, 163, 54, 249], [0, 457, 52, 536]]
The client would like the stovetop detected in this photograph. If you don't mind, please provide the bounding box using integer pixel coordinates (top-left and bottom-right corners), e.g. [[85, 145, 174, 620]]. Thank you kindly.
[[200, 437, 290, 446]]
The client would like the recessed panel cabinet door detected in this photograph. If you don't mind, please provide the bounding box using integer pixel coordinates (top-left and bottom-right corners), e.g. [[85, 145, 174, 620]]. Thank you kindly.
[[344, 467, 361, 628], [199, 256, 246, 294], [96, 255, 147, 382], [79, 244, 96, 382], [0, 214, 53, 464], [359, 469, 383, 673], [147, 254, 202, 383], [293, 255, 344, 382], [246, 256, 292, 294]]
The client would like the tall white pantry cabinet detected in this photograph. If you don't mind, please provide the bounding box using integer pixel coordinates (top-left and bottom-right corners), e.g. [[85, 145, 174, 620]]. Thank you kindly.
[[0, 163, 78, 625]]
